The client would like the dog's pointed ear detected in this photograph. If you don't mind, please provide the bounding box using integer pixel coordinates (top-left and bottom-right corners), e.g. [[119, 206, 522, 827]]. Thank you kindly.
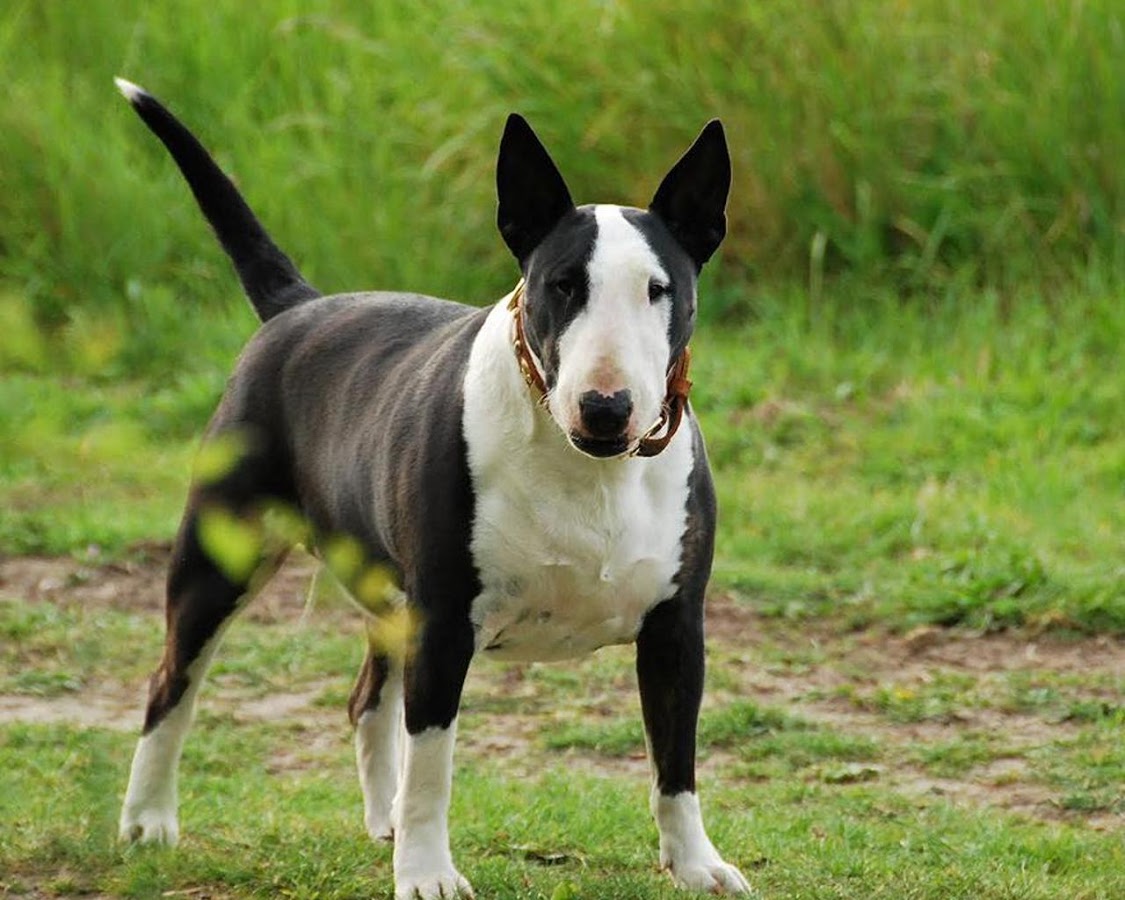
[[497, 114, 575, 263], [649, 119, 731, 269]]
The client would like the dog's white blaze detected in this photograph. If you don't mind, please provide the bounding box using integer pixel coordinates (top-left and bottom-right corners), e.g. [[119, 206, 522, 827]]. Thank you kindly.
[[118, 636, 224, 845], [652, 789, 753, 894], [463, 297, 694, 662], [549, 205, 673, 441], [392, 723, 473, 899], [355, 665, 404, 842]]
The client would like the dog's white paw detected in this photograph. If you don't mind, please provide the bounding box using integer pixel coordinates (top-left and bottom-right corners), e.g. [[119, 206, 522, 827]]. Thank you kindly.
[[394, 869, 474, 899], [654, 791, 754, 895], [118, 806, 180, 846], [665, 855, 754, 895]]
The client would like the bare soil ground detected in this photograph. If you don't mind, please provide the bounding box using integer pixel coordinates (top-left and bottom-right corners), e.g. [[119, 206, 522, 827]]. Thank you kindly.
[[2, 549, 1122, 831]]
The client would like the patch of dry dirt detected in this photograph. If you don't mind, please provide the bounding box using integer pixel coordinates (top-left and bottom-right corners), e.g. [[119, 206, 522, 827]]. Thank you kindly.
[[0, 545, 319, 623]]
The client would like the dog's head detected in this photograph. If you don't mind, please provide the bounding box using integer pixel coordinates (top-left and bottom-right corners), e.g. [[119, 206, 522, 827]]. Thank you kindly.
[[496, 115, 730, 459]]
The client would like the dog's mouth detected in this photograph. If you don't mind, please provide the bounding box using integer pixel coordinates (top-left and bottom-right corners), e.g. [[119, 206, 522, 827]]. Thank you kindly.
[[569, 433, 631, 459]]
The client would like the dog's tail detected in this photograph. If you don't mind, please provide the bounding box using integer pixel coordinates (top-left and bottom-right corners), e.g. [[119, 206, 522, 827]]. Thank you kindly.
[[114, 77, 320, 322]]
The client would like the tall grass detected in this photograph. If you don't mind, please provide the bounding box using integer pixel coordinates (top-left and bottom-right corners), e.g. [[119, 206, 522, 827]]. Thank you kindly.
[[0, 0, 1122, 372]]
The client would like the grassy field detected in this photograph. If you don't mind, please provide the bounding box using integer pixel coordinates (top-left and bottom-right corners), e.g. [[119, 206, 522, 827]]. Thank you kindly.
[[2, 555, 1123, 899], [5, 280, 1122, 634], [1, 1, 1123, 897]]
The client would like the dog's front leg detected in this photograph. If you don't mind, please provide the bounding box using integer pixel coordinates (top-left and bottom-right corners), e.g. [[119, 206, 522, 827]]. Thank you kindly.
[[392, 612, 476, 900], [636, 596, 753, 895]]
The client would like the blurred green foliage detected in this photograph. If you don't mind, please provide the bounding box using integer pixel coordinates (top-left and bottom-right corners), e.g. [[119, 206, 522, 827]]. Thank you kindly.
[[0, 0, 1122, 375]]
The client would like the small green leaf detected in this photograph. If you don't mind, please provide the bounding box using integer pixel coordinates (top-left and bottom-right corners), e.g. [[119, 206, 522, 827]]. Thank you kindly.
[[197, 506, 261, 583]]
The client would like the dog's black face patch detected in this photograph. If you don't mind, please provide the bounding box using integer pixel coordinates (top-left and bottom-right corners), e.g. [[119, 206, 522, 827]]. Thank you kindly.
[[621, 208, 701, 358], [520, 206, 598, 387]]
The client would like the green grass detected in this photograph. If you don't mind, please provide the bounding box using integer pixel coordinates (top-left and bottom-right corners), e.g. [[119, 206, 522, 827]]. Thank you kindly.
[[1, 546, 1122, 898], [0, 372, 198, 555], [3, 278, 1122, 634], [1, 597, 1123, 899], [697, 281, 1125, 634], [1, 0, 1122, 638], [17, 759, 1112, 900]]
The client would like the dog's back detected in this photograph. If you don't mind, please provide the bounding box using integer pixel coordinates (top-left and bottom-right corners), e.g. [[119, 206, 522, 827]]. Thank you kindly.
[[217, 291, 485, 565]]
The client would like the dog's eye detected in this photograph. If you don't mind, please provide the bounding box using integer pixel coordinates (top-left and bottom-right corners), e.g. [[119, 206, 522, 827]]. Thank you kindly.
[[648, 279, 671, 302], [550, 277, 577, 301]]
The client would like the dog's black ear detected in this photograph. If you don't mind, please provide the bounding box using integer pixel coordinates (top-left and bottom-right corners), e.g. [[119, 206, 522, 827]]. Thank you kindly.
[[649, 119, 731, 269], [497, 114, 575, 263]]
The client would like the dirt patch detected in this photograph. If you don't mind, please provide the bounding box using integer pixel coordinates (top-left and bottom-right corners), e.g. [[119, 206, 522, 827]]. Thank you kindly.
[[0, 545, 321, 623], [0, 548, 169, 614], [706, 592, 1125, 685], [2, 552, 1122, 828], [0, 691, 142, 731]]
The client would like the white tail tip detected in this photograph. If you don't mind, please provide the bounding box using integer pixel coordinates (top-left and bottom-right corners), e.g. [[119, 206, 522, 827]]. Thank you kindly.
[[113, 76, 147, 103]]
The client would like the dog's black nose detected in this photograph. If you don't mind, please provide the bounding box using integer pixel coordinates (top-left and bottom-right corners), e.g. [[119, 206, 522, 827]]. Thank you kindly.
[[578, 389, 633, 439]]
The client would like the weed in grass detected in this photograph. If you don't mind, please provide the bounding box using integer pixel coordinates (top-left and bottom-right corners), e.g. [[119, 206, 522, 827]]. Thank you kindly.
[[1031, 726, 1125, 816], [698, 701, 804, 747], [999, 669, 1125, 725], [736, 728, 884, 784], [1060, 701, 1123, 726], [543, 718, 644, 758], [909, 735, 1015, 779], [0, 598, 157, 694], [863, 673, 979, 724], [8, 670, 83, 697]]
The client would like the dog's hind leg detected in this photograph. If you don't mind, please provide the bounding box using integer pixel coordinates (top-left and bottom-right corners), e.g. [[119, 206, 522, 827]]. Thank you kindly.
[[119, 430, 289, 845], [391, 604, 476, 900], [350, 646, 404, 842]]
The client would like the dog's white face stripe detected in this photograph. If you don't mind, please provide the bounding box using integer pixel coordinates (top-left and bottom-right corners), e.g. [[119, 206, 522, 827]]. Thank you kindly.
[[548, 205, 673, 443]]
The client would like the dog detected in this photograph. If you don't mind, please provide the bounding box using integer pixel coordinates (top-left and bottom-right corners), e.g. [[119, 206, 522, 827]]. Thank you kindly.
[[113, 77, 748, 898]]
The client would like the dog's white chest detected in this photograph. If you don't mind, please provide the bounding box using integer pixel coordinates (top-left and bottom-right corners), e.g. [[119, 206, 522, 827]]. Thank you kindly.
[[462, 304, 694, 662], [468, 462, 689, 661]]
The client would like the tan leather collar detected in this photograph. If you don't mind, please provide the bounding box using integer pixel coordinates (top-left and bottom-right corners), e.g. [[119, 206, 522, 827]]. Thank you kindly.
[[506, 279, 692, 458], [507, 279, 550, 402], [635, 344, 692, 457]]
